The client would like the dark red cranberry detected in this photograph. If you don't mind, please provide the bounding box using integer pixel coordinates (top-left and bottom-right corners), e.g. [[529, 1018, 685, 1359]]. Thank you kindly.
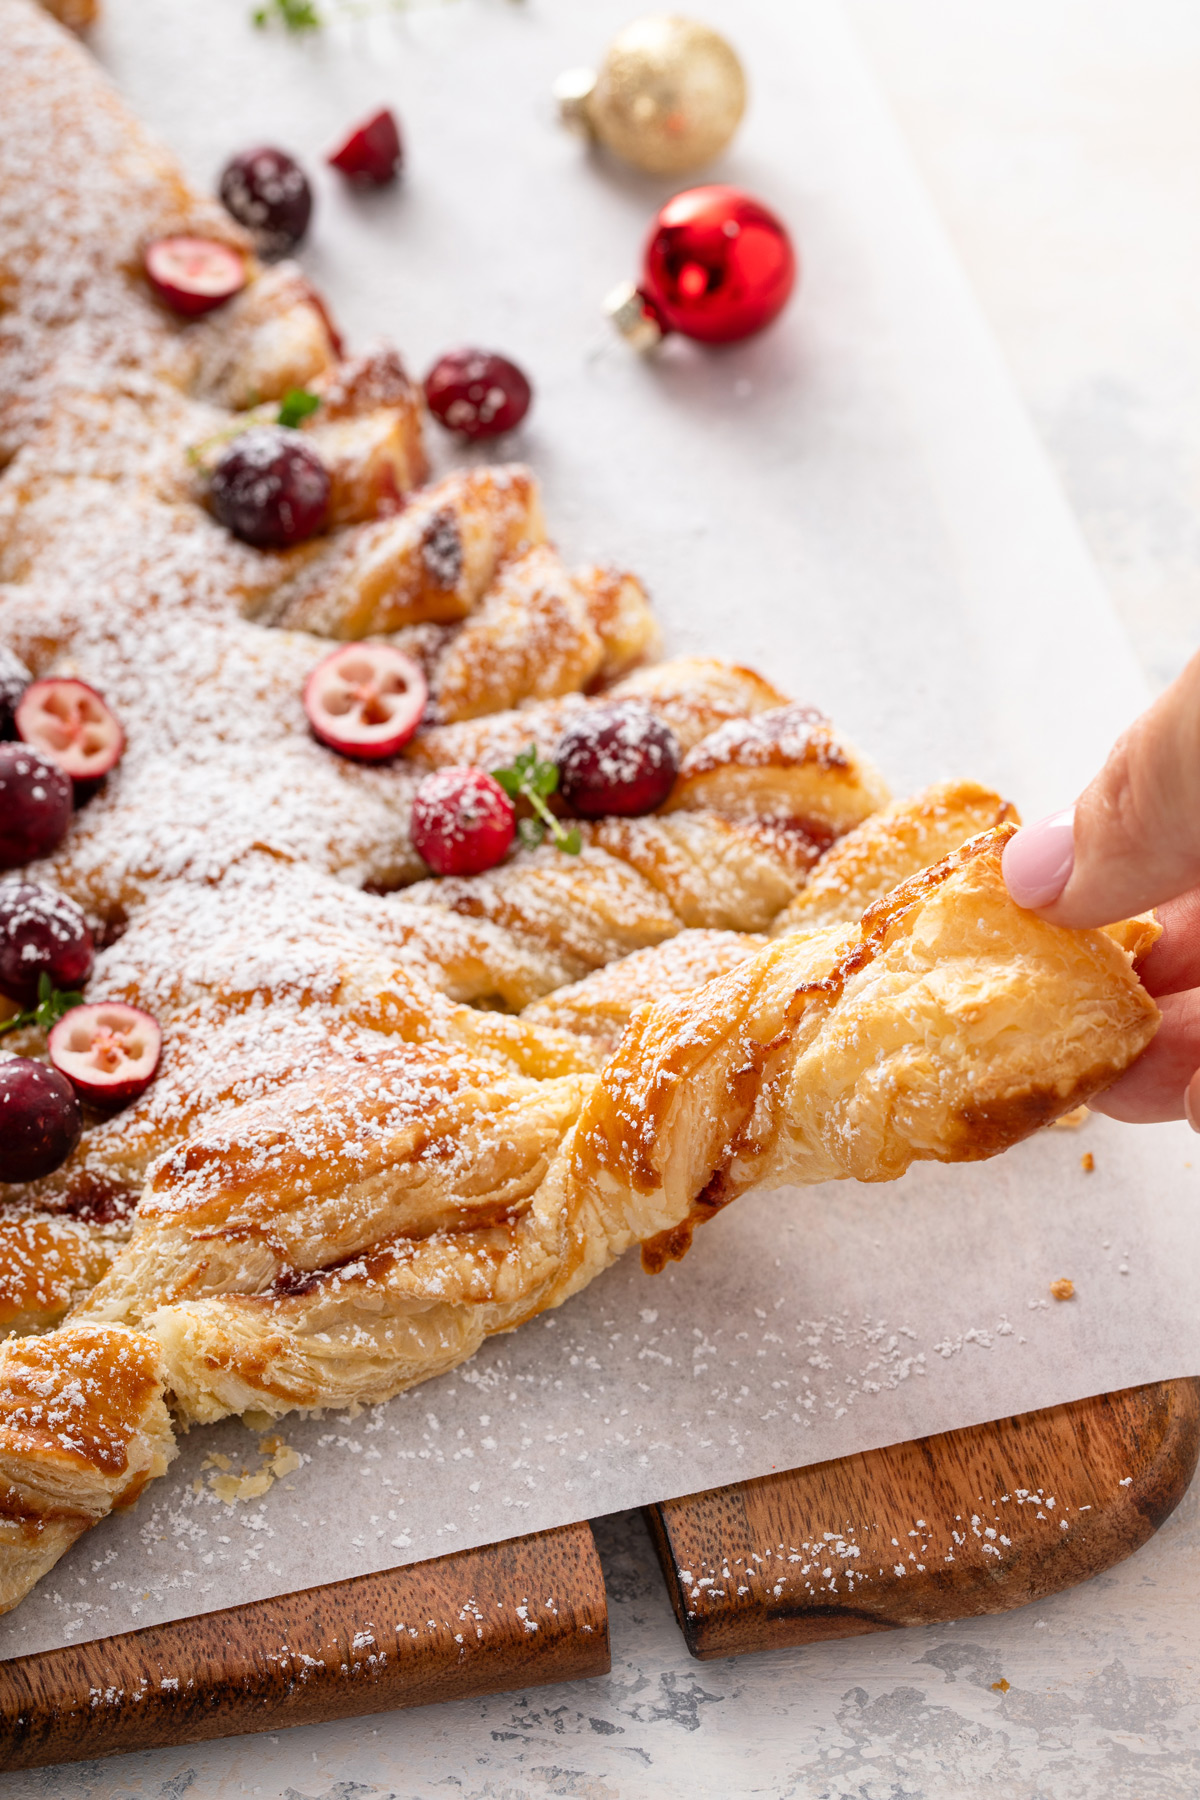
[[0, 1057, 82, 1184], [424, 349, 532, 440], [144, 237, 247, 316], [219, 146, 313, 259], [210, 427, 331, 549], [0, 648, 30, 740], [556, 705, 681, 818], [0, 745, 73, 871], [0, 883, 94, 1007], [328, 108, 403, 186], [411, 768, 515, 877]]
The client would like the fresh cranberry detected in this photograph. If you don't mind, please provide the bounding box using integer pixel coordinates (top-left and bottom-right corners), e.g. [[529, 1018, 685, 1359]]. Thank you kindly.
[[49, 1002, 161, 1110], [328, 108, 403, 186], [0, 745, 73, 871], [16, 678, 124, 784], [556, 704, 681, 818], [304, 643, 428, 762], [144, 236, 247, 316], [219, 146, 313, 259], [424, 349, 532, 440], [0, 883, 94, 1007], [210, 427, 331, 549], [0, 1057, 82, 1184], [411, 768, 515, 877], [0, 648, 30, 739]]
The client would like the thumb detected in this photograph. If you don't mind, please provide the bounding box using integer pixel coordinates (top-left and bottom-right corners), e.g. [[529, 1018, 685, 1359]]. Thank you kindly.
[[1002, 647, 1200, 928]]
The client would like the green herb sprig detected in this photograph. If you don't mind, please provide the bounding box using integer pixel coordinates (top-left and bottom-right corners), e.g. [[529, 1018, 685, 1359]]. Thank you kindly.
[[493, 746, 581, 855], [253, 0, 322, 30], [276, 388, 323, 429], [0, 974, 84, 1039], [186, 390, 322, 469]]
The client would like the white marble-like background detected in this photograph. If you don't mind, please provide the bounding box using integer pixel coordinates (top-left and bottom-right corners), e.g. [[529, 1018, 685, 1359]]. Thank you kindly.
[[5, 0, 1200, 1791]]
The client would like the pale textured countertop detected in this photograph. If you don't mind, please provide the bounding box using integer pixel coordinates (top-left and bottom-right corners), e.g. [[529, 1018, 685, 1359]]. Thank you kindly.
[[8, 2, 1200, 1794]]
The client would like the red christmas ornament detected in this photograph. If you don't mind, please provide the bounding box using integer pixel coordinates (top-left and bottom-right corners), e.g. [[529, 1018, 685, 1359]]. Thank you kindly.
[[607, 184, 797, 350]]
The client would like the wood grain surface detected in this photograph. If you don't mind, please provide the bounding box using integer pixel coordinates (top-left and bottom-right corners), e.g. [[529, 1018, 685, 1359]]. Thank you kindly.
[[0, 1519, 609, 1772], [646, 1378, 1200, 1660]]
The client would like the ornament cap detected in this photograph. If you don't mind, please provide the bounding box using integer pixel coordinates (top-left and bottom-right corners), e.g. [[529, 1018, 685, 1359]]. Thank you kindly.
[[604, 281, 664, 353], [553, 67, 598, 136]]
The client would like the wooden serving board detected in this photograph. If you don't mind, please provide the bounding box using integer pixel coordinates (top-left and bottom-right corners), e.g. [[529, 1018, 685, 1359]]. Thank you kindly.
[[0, 1519, 609, 1772], [3, 1379, 1197, 1770], [645, 1377, 1200, 1659]]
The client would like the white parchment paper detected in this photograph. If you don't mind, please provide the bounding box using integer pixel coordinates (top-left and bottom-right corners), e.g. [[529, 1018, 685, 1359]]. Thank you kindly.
[[2, 0, 1196, 1660]]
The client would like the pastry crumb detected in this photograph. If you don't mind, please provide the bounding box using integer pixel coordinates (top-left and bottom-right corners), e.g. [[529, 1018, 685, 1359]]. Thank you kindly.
[[1051, 1106, 1089, 1131], [1049, 1278, 1075, 1302], [1080, 1152, 1094, 1173], [991, 1677, 1011, 1693]]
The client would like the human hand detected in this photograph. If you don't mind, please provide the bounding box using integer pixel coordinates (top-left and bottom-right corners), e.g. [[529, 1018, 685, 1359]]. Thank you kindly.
[[1002, 647, 1200, 1125]]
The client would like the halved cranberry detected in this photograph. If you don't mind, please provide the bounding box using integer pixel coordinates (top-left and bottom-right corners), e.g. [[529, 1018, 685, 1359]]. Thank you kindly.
[[0, 745, 73, 871], [0, 1057, 82, 1183], [219, 146, 313, 259], [210, 427, 331, 549], [0, 883, 94, 1007], [411, 768, 515, 877], [48, 1003, 162, 1110], [144, 236, 248, 316], [304, 643, 427, 762], [16, 679, 124, 784], [424, 349, 532, 440], [556, 704, 681, 819], [0, 648, 30, 739], [328, 107, 403, 186]]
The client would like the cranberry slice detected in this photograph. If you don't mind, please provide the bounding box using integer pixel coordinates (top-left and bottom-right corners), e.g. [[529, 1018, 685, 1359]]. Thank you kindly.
[[424, 348, 533, 440], [144, 236, 248, 316], [304, 643, 428, 762], [0, 1056, 82, 1183], [16, 678, 124, 784], [210, 427, 331, 549], [328, 108, 403, 185], [219, 145, 313, 259], [48, 1002, 162, 1110], [0, 883, 94, 1007], [411, 768, 515, 877], [0, 648, 31, 739], [0, 744, 73, 871], [556, 703, 681, 818]]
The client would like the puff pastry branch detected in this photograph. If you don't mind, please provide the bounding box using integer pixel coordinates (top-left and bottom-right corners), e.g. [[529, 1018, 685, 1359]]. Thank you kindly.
[[45, 837, 1149, 1421]]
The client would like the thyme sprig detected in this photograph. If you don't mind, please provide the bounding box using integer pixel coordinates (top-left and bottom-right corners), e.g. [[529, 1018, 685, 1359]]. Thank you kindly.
[[185, 390, 322, 469], [493, 746, 581, 855], [0, 974, 84, 1039]]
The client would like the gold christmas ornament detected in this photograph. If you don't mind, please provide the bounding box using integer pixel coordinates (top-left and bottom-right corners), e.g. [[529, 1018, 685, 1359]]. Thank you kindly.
[[554, 14, 747, 177]]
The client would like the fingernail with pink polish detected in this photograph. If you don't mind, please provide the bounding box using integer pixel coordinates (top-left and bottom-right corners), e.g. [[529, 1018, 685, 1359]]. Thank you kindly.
[[1002, 808, 1076, 909]]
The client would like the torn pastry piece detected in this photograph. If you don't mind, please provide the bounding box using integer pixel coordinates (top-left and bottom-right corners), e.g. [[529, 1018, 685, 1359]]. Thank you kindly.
[[575, 825, 1162, 1268], [80, 827, 1157, 1435], [254, 465, 546, 636], [0, 1325, 175, 1613], [770, 779, 1016, 933]]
